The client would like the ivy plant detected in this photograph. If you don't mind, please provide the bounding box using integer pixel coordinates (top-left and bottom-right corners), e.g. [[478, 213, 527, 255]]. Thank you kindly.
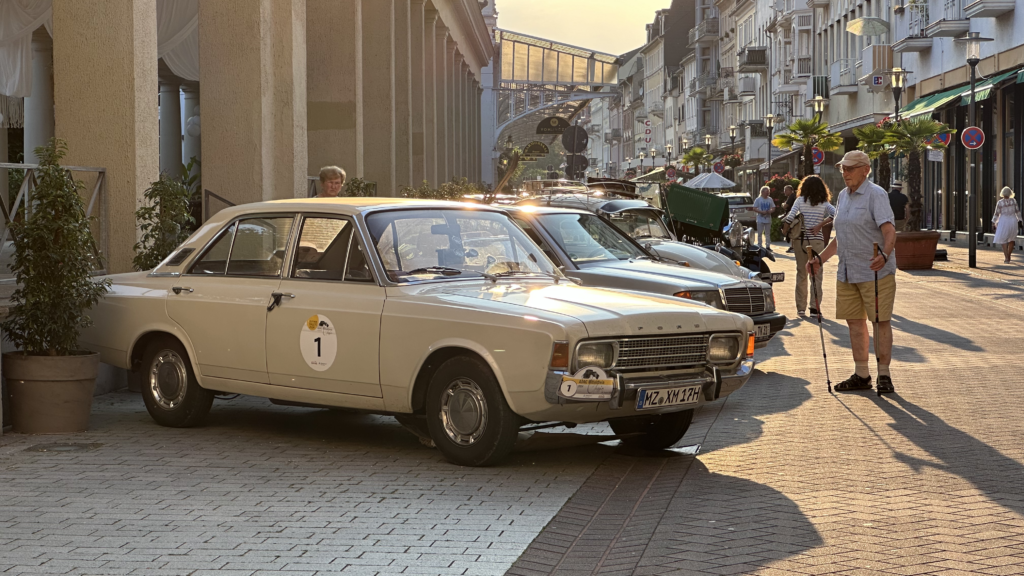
[[1, 139, 109, 356], [133, 170, 196, 271]]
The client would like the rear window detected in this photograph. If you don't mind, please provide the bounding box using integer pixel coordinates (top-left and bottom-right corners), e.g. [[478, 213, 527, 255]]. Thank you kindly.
[[726, 196, 752, 206]]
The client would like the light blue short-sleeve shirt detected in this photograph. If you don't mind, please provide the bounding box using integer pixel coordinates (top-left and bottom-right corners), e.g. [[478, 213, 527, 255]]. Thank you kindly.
[[833, 179, 897, 284], [753, 196, 775, 225]]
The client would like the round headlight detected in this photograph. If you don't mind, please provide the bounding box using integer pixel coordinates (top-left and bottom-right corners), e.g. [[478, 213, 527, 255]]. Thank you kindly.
[[708, 336, 741, 362], [576, 342, 615, 369]]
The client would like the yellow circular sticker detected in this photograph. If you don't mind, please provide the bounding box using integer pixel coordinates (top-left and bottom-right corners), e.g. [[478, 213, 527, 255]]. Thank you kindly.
[[306, 316, 319, 331]]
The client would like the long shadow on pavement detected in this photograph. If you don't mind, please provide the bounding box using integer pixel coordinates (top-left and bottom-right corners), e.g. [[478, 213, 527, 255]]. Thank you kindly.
[[871, 395, 1024, 517]]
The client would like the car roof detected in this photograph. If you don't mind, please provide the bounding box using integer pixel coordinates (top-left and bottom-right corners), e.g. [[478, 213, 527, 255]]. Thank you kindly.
[[205, 197, 503, 224], [502, 205, 589, 216]]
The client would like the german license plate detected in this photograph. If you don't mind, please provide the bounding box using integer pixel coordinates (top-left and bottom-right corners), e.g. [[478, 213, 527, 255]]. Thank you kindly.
[[755, 323, 771, 338], [771, 272, 785, 283], [635, 385, 702, 410]]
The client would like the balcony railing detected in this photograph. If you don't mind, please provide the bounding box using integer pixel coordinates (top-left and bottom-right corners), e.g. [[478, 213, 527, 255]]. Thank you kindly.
[[738, 47, 768, 72], [698, 72, 718, 90], [738, 76, 757, 96], [747, 121, 768, 138], [945, 0, 964, 20], [830, 58, 859, 95], [796, 56, 812, 76], [688, 18, 720, 46]]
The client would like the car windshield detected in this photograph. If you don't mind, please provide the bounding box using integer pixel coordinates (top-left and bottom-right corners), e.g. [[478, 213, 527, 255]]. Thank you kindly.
[[364, 209, 559, 283], [606, 209, 673, 241], [535, 213, 647, 263]]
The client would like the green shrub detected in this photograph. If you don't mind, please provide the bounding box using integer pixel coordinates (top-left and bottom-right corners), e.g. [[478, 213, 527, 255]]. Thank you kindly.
[[133, 172, 195, 271]]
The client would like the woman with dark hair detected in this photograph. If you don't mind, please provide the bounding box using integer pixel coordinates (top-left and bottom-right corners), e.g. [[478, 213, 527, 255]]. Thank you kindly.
[[782, 175, 836, 316]]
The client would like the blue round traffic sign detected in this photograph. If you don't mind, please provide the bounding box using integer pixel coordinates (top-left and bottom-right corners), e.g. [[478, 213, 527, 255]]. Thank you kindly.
[[962, 126, 985, 150], [812, 147, 824, 165], [936, 133, 952, 146], [714, 162, 725, 174]]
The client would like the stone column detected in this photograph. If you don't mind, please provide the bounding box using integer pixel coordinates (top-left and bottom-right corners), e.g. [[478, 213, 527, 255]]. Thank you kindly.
[[394, 0, 412, 191], [307, 0, 362, 182], [462, 64, 471, 181], [159, 81, 182, 176], [473, 81, 481, 182], [362, 0, 396, 196], [446, 45, 458, 181], [435, 27, 450, 184], [423, 9, 439, 187], [452, 54, 463, 181], [52, 0, 158, 274], [199, 0, 308, 206], [181, 84, 201, 173], [23, 29, 54, 164], [410, 0, 426, 186]]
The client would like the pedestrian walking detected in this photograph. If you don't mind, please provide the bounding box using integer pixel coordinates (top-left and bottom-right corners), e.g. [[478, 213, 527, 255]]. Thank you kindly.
[[888, 181, 908, 231], [753, 186, 776, 251], [807, 151, 898, 394], [992, 187, 1023, 263], [782, 185, 797, 252], [316, 166, 347, 198], [782, 175, 836, 317]]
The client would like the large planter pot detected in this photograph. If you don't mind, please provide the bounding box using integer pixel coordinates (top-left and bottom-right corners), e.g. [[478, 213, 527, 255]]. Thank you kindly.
[[894, 230, 941, 270], [3, 352, 99, 434]]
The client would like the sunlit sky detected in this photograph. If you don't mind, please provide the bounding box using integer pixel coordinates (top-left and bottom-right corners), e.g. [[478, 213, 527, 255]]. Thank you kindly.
[[495, 0, 674, 57]]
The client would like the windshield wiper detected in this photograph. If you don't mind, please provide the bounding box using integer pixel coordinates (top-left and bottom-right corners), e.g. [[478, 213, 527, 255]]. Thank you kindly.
[[494, 269, 563, 284], [405, 266, 498, 281]]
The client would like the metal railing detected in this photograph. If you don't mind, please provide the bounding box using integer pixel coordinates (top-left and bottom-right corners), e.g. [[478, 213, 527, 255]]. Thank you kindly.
[[944, 0, 964, 20], [0, 163, 107, 274], [688, 18, 720, 45], [698, 72, 718, 90], [796, 56, 812, 76], [908, 5, 930, 36], [831, 58, 859, 89], [738, 47, 768, 69]]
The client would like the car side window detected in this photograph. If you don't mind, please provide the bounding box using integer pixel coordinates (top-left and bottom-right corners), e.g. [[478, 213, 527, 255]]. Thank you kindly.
[[292, 218, 353, 280], [189, 224, 237, 275], [513, 217, 560, 264], [344, 237, 374, 282], [226, 217, 294, 277]]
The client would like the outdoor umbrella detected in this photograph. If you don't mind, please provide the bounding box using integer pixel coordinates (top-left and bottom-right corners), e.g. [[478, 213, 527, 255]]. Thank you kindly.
[[846, 17, 890, 36], [687, 172, 736, 190]]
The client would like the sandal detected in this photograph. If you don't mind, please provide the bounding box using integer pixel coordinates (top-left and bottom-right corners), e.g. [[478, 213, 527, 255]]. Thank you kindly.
[[835, 373, 872, 391], [875, 375, 895, 394]]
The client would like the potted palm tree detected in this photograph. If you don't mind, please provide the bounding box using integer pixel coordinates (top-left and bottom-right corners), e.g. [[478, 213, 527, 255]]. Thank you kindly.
[[682, 147, 713, 175], [771, 118, 842, 178], [881, 117, 955, 270], [853, 124, 892, 192], [1, 139, 110, 433]]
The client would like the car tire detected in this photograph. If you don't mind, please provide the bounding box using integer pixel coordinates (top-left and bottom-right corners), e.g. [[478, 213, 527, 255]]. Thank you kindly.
[[609, 409, 694, 450], [424, 355, 520, 467], [140, 337, 214, 428]]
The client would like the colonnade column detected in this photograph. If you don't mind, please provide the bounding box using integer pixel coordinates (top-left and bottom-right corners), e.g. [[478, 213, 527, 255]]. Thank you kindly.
[[23, 28, 54, 164], [394, 0, 412, 190], [199, 0, 308, 206], [462, 65, 471, 181], [181, 84, 201, 173], [455, 59, 466, 180], [474, 82, 481, 183], [424, 9, 439, 187], [52, 0, 158, 274], [410, 0, 426, 186], [362, 0, 396, 196], [447, 47, 458, 181], [436, 28, 451, 184], [307, 0, 362, 182], [159, 81, 182, 176]]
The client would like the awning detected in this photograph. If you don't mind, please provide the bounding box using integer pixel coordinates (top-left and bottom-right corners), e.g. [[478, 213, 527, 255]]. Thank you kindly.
[[901, 86, 968, 119], [960, 69, 1019, 105], [1018, 69, 1024, 84]]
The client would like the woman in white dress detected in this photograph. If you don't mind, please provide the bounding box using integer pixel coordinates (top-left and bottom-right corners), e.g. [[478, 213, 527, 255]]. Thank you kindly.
[[992, 187, 1022, 263]]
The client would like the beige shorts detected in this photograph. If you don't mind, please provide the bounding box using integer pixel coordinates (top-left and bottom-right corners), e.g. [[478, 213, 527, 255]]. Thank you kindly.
[[836, 274, 896, 322]]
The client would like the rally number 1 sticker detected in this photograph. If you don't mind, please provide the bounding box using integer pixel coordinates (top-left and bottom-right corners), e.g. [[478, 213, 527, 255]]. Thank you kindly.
[[300, 314, 337, 371]]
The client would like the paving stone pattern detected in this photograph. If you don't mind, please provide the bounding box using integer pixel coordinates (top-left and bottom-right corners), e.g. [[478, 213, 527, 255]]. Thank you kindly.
[[3, 242, 1024, 575]]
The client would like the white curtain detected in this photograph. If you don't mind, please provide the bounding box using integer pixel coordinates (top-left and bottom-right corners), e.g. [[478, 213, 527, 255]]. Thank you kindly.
[[0, 0, 52, 98], [157, 0, 199, 82]]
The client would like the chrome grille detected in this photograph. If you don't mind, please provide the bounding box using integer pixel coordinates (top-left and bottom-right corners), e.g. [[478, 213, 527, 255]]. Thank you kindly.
[[615, 335, 709, 370], [724, 287, 766, 315]]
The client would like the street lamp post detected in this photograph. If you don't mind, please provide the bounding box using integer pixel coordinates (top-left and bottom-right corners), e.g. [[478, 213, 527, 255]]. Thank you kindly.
[[764, 113, 777, 179], [729, 125, 737, 155], [888, 67, 908, 122], [639, 151, 646, 175], [957, 32, 993, 268], [666, 143, 673, 168]]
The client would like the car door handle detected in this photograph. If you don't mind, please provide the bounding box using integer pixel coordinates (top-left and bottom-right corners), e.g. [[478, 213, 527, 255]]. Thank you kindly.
[[172, 286, 193, 295], [267, 292, 296, 312]]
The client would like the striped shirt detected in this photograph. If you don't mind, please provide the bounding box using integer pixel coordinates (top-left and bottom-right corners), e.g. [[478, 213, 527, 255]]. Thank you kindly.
[[783, 196, 837, 242]]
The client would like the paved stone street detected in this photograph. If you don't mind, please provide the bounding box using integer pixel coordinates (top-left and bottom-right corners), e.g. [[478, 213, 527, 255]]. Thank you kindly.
[[2, 241, 1024, 575]]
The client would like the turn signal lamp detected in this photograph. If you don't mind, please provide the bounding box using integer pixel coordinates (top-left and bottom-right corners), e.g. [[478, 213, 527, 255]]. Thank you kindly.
[[550, 341, 570, 369], [734, 260, 742, 267], [746, 334, 756, 358]]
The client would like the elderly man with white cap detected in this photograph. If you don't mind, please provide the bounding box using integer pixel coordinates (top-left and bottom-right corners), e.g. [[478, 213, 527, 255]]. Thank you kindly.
[[807, 150, 898, 394]]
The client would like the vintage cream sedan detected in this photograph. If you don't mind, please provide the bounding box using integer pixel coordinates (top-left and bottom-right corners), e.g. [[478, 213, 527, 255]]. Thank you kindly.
[[80, 199, 756, 466]]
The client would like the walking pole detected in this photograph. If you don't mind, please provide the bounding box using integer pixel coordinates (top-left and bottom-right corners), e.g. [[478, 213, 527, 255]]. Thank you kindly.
[[806, 246, 832, 393], [873, 242, 884, 397]]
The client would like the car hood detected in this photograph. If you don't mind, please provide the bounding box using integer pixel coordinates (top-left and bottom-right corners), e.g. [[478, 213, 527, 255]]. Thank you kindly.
[[409, 281, 750, 338], [575, 259, 750, 292], [642, 241, 744, 277]]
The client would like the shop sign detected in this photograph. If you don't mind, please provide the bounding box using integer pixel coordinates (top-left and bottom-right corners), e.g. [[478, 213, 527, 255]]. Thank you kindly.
[[928, 149, 944, 162], [537, 116, 570, 135]]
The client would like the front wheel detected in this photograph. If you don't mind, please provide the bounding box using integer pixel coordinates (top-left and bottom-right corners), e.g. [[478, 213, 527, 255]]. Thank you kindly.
[[140, 337, 214, 428], [425, 356, 520, 466], [609, 409, 694, 450]]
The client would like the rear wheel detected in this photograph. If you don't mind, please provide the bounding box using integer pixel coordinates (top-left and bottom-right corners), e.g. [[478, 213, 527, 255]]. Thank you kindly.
[[609, 409, 694, 450], [425, 355, 520, 466], [140, 337, 213, 428]]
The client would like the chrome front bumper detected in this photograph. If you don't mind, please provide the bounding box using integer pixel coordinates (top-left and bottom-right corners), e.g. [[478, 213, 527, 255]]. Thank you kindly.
[[544, 358, 756, 410]]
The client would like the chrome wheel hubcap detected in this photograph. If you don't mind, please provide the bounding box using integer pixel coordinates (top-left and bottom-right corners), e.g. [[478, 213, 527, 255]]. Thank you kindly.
[[150, 350, 187, 410], [439, 378, 487, 446]]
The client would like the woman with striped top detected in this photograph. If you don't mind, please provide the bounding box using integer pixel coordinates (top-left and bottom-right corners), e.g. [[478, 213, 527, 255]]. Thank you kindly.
[[783, 176, 837, 316]]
